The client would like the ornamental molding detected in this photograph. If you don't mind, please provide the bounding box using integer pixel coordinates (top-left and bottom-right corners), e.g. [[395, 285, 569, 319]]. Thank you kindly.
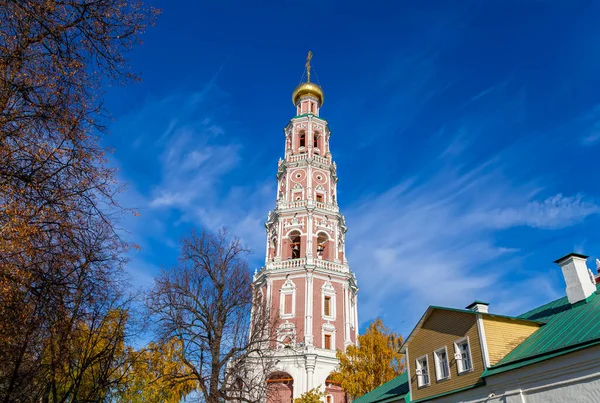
[[284, 215, 304, 230], [322, 280, 336, 295], [315, 217, 332, 230], [322, 322, 336, 332], [281, 278, 296, 291]]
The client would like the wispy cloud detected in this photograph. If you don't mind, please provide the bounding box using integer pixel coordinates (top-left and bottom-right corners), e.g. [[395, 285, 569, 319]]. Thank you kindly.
[[346, 125, 599, 335], [468, 194, 600, 229], [112, 78, 274, 270], [579, 105, 600, 146]]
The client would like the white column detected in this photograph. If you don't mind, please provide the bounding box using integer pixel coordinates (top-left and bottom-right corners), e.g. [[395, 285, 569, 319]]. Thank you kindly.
[[353, 293, 359, 340], [344, 283, 351, 346], [276, 219, 283, 260], [334, 219, 340, 263], [264, 230, 270, 264], [305, 354, 317, 392], [266, 279, 272, 313], [306, 213, 313, 265], [305, 272, 314, 345]]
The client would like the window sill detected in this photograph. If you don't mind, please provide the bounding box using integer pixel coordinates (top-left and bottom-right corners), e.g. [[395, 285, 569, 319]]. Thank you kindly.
[[436, 376, 451, 383], [280, 314, 294, 319], [417, 384, 430, 390], [458, 368, 474, 376]]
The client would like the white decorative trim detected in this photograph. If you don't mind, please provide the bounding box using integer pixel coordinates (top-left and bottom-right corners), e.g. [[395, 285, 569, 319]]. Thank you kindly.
[[279, 278, 296, 319], [415, 354, 431, 387], [476, 313, 491, 368], [434, 346, 451, 381], [322, 323, 336, 350], [321, 281, 336, 320], [454, 336, 474, 375], [277, 321, 296, 348]]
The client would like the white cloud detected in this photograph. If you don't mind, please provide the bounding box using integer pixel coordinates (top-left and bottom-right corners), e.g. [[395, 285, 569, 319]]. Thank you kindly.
[[469, 194, 600, 229], [345, 132, 600, 336]]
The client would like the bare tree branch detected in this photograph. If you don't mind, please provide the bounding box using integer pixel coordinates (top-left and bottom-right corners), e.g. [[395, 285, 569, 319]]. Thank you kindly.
[[147, 228, 279, 403]]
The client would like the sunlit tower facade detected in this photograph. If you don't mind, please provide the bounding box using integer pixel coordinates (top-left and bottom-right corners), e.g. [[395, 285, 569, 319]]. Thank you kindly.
[[252, 52, 359, 402]]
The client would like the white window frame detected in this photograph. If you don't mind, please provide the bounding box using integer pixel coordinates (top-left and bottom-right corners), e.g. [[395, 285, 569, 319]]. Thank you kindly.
[[315, 190, 326, 204], [415, 355, 430, 388], [322, 282, 336, 320], [323, 332, 335, 350], [322, 323, 336, 350], [454, 337, 473, 374], [434, 346, 451, 381], [279, 279, 296, 319]]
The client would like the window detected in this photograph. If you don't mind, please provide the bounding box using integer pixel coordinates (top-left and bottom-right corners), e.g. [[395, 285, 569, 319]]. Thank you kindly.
[[454, 338, 473, 374], [316, 194, 323, 203], [299, 133, 306, 148], [324, 296, 331, 316], [317, 233, 328, 260], [322, 281, 336, 319], [326, 396, 332, 403], [314, 135, 318, 148], [289, 231, 301, 259], [284, 294, 292, 315], [324, 334, 332, 349], [279, 279, 295, 319], [415, 355, 430, 387], [434, 347, 450, 381]]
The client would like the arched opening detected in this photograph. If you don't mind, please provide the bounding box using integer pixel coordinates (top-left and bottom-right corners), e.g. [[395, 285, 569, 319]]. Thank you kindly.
[[289, 230, 301, 259], [325, 374, 346, 403], [299, 131, 306, 149], [267, 372, 293, 403], [314, 132, 320, 154], [317, 232, 328, 260]]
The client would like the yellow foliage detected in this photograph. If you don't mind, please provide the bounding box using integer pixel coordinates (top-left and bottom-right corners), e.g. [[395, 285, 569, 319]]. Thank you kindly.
[[333, 318, 405, 399], [117, 338, 196, 403], [294, 386, 327, 403]]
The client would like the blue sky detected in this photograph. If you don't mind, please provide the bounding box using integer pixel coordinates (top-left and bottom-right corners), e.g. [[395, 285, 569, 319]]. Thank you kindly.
[[106, 0, 600, 337]]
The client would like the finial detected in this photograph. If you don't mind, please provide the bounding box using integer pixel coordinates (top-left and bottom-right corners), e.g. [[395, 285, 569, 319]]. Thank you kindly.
[[305, 51, 313, 83]]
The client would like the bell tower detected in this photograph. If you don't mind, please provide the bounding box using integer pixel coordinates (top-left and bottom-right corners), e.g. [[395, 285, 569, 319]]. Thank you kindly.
[[254, 52, 359, 402]]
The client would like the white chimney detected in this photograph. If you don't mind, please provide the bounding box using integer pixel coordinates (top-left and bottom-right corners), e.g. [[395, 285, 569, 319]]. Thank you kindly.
[[555, 253, 597, 305], [466, 301, 489, 313]]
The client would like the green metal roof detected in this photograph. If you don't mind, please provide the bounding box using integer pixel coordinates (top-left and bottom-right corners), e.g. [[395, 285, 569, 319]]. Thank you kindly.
[[352, 373, 410, 403], [484, 284, 600, 376]]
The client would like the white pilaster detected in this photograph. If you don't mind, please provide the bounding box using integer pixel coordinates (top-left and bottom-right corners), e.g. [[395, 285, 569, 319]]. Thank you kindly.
[[344, 283, 351, 346], [305, 271, 314, 346]]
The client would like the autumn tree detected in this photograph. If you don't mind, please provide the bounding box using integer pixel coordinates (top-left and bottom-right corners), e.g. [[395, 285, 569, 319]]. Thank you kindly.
[[294, 387, 326, 403], [147, 228, 277, 403], [116, 338, 197, 403], [333, 318, 405, 399], [0, 0, 157, 401]]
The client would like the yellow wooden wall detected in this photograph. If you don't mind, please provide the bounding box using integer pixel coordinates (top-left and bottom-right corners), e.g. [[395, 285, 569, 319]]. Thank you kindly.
[[482, 316, 541, 365], [408, 310, 484, 402]]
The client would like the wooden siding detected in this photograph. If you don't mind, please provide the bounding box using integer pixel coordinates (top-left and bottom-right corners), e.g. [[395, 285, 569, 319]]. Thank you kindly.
[[483, 316, 541, 365], [408, 310, 485, 402]]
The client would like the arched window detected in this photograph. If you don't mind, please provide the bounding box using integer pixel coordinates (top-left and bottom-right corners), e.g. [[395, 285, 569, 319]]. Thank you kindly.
[[289, 231, 301, 259], [314, 133, 319, 148], [299, 132, 306, 148], [325, 374, 343, 403], [267, 372, 293, 403], [317, 232, 328, 259]]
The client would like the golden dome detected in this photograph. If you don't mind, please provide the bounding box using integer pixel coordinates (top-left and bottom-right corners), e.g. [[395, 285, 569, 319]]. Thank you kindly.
[[292, 82, 324, 106]]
